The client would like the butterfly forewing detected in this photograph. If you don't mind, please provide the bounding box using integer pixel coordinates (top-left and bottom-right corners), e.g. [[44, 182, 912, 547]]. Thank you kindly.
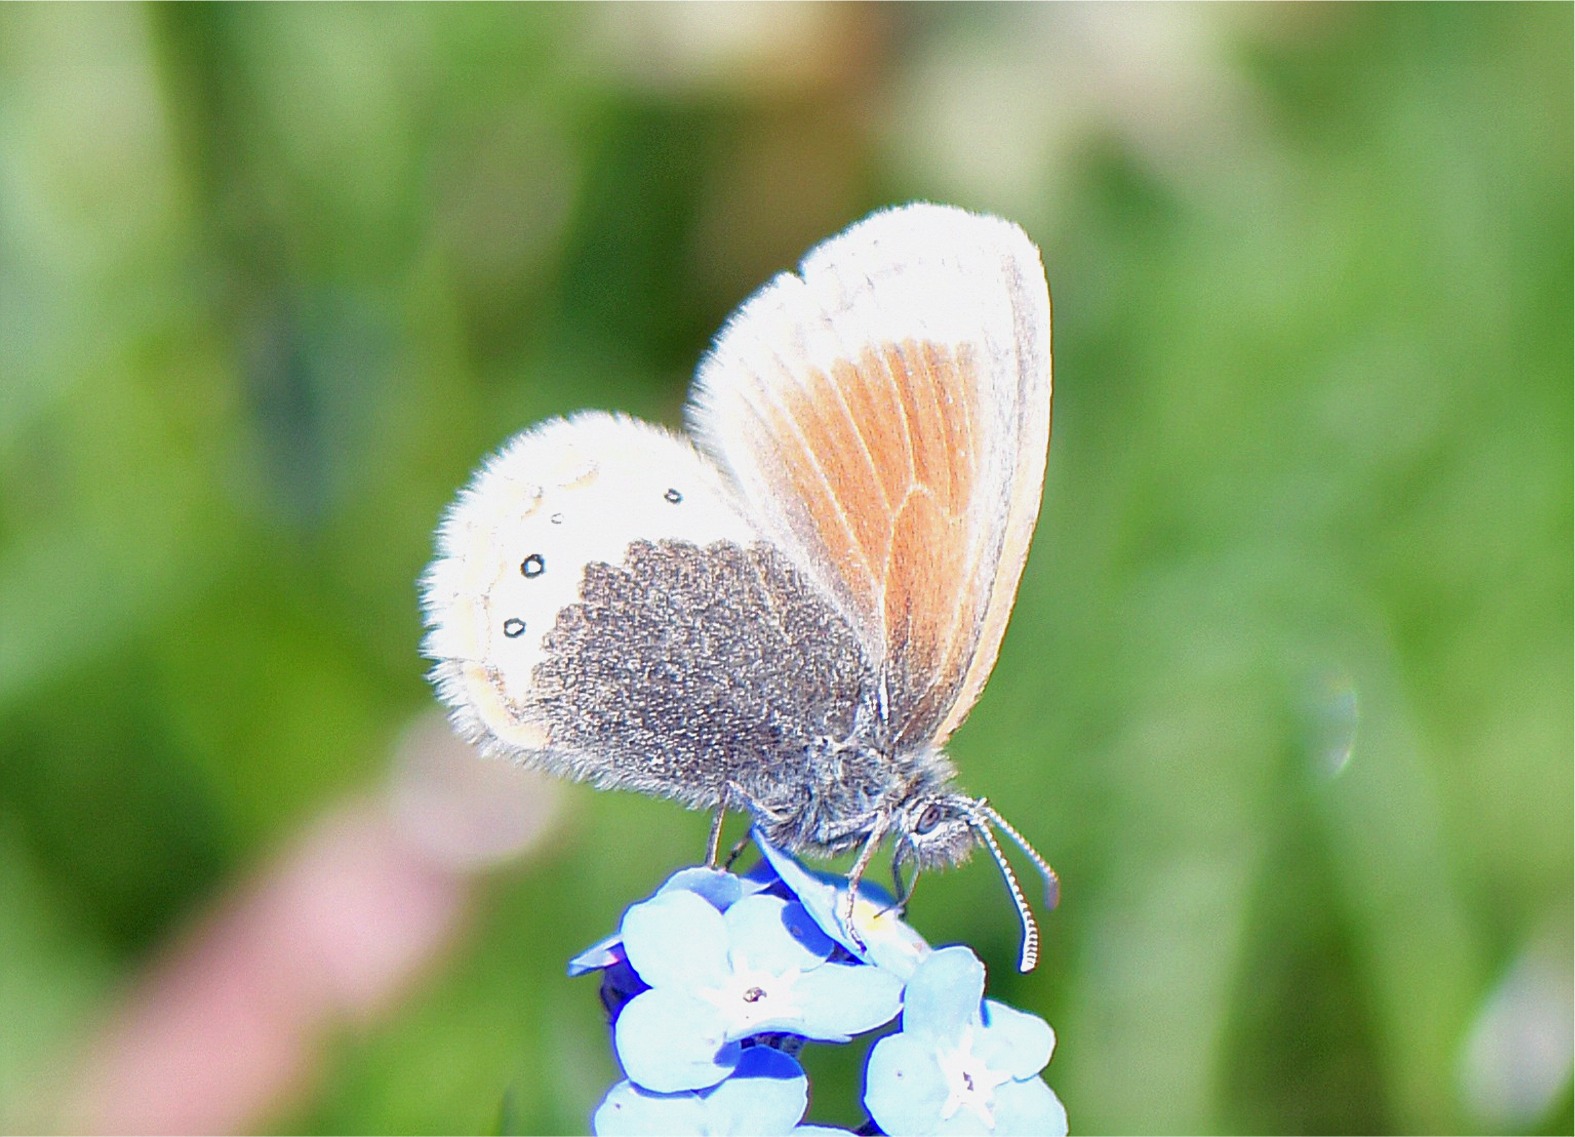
[[687, 204, 1052, 747]]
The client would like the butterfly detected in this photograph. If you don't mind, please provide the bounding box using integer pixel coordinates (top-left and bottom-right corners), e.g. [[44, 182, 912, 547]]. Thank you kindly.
[[421, 203, 1058, 969]]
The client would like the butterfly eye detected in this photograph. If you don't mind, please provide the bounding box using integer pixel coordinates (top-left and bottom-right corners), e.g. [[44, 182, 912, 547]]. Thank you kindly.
[[916, 804, 946, 835]]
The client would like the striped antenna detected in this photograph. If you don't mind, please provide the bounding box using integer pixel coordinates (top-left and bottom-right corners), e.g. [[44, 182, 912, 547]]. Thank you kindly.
[[974, 799, 1060, 910], [969, 812, 1040, 972]]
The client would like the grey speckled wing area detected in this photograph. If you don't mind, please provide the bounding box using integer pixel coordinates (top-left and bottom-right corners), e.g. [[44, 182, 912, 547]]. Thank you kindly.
[[532, 539, 881, 820]]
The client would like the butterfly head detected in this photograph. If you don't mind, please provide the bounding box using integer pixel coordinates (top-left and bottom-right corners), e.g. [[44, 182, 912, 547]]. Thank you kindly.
[[895, 790, 1061, 972], [895, 792, 982, 871]]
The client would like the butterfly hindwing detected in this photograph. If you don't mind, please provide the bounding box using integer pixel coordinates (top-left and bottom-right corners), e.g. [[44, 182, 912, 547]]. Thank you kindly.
[[421, 412, 758, 762]]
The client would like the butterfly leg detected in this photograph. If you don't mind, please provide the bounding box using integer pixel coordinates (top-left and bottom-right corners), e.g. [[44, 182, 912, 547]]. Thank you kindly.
[[722, 833, 753, 870], [705, 804, 728, 867], [885, 848, 920, 917], [841, 816, 891, 955], [713, 780, 793, 868]]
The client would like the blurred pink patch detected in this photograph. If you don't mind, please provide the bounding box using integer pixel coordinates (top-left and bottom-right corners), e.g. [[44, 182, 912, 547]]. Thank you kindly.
[[57, 713, 562, 1135]]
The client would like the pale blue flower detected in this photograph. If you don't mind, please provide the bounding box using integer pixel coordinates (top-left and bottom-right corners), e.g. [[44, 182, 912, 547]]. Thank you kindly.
[[594, 1046, 808, 1136], [571, 839, 1067, 1136], [865, 946, 1067, 1136], [613, 888, 903, 1091]]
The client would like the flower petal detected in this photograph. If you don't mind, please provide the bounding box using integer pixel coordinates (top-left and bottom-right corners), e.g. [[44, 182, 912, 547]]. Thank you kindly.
[[865, 1031, 950, 1137], [702, 1046, 809, 1135], [755, 832, 928, 978], [903, 946, 987, 1041], [568, 932, 624, 977], [592, 1080, 707, 1136], [988, 1076, 1068, 1137], [742, 853, 787, 894], [858, 908, 932, 981], [592, 1047, 811, 1136], [755, 836, 854, 946], [933, 1109, 998, 1135], [597, 958, 651, 1026], [792, 960, 904, 1040], [977, 999, 1055, 1080], [614, 988, 740, 1092], [778, 899, 839, 958], [622, 889, 730, 990], [934, 1111, 998, 1135], [725, 895, 832, 974], [660, 866, 745, 911]]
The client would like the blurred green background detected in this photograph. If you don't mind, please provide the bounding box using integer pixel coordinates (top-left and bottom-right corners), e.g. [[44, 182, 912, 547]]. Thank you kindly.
[[1, 4, 1569, 1134]]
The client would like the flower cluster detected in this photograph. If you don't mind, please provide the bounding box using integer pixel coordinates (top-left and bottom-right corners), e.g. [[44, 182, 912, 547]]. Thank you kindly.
[[570, 833, 1067, 1136]]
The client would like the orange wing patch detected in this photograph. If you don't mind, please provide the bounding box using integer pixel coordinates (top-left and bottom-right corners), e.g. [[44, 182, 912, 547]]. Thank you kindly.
[[885, 484, 979, 746], [768, 339, 987, 737], [689, 205, 1053, 750]]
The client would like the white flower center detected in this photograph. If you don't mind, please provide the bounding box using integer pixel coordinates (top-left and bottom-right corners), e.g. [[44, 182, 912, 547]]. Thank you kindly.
[[702, 964, 802, 1033], [935, 1027, 1015, 1127]]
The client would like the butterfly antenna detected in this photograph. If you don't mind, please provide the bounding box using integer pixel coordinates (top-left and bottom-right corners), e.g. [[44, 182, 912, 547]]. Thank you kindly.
[[968, 813, 1040, 972], [975, 799, 1060, 910]]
